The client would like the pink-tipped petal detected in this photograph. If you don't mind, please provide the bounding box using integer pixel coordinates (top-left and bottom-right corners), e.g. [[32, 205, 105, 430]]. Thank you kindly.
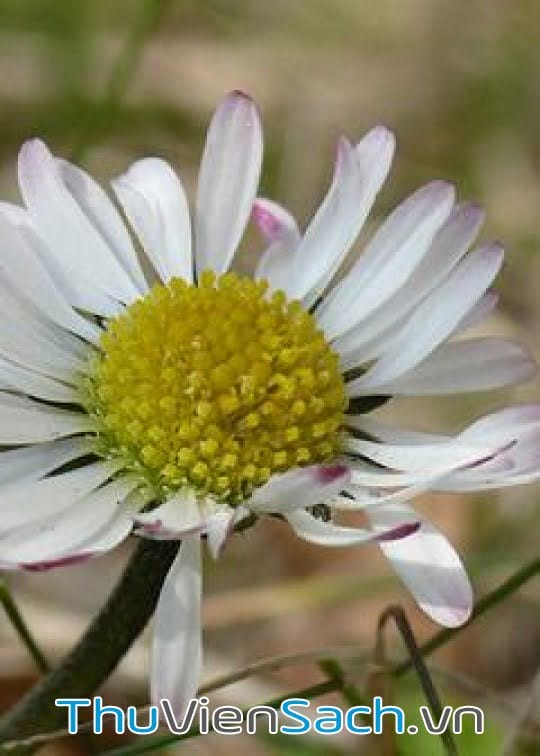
[[20, 553, 94, 572], [0, 477, 139, 568], [250, 464, 351, 514], [0, 459, 120, 535], [195, 92, 263, 275], [368, 503, 473, 628], [288, 129, 395, 306], [286, 508, 419, 548], [252, 198, 299, 242], [375, 521, 421, 542], [253, 199, 301, 290], [314, 464, 350, 484]]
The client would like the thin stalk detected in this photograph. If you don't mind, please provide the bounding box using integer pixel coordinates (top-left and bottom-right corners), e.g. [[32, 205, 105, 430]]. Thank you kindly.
[[377, 605, 458, 756], [394, 557, 540, 677], [0, 581, 50, 675]]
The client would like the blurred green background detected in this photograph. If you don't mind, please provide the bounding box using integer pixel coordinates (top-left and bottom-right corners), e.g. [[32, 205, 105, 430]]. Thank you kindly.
[[0, 1, 539, 754]]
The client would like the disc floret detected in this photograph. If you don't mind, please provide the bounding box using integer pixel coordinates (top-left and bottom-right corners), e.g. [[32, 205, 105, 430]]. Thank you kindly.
[[83, 271, 347, 503]]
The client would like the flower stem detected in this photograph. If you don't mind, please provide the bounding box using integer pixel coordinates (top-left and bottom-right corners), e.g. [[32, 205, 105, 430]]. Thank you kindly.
[[0, 581, 50, 675], [0, 539, 179, 753]]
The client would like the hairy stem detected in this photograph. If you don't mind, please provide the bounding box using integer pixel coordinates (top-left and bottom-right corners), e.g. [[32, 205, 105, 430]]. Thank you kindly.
[[0, 539, 179, 753]]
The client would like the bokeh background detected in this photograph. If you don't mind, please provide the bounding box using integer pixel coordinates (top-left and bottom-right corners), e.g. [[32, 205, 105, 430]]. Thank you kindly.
[[0, 1, 539, 754]]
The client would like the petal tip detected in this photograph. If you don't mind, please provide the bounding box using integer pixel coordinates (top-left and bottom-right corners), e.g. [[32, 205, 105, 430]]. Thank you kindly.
[[365, 124, 396, 149], [314, 464, 350, 485], [376, 521, 421, 542], [426, 179, 456, 202], [252, 199, 282, 240], [488, 240, 505, 261], [221, 90, 259, 117], [435, 604, 473, 629], [228, 88, 253, 101], [20, 553, 94, 572], [18, 137, 53, 175]]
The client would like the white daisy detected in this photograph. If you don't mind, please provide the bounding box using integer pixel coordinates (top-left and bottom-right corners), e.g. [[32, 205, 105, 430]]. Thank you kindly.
[[0, 91, 538, 716]]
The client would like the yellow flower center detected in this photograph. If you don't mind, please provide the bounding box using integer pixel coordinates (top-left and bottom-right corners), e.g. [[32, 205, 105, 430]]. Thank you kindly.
[[83, 271, 346, 503]]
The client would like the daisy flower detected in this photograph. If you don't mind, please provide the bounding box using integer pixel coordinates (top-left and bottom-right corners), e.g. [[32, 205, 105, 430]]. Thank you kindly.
[[0, 91, 538, 716]]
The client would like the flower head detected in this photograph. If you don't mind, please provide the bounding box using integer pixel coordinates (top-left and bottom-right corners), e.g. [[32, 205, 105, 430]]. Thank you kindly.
[[0, 91, 538, 716]]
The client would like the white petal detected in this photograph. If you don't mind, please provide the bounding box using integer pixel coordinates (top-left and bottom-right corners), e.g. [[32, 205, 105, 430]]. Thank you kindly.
[[346, 415, 450, 445], [329, 203, 485, 361], [317, 180, 455, 337], [112, 158, 192, 283], [368, 504, 473, 627], [0, 393, 93, 444], [345, 435, 498, 473], [453, 291, 498, 335], [0, 214, 100, 344], [349, 463, 455, 489], [286, 508, 419, 547], [433, 410, 540, 490], [0, 305, 84, 383], [26, 228, 121, 317], [0, 202, 118, 318], [57, 159, 148, 293], [461, 404, 540, 441], [0, 275, 90, 361], [289, 129, 396, 305], [195, 91, 263, 275], [334, 480, 432, 510], [253, 199, 301, 290], [348, 407, 540, 491], [0, 437, 92, 489], [151, 536, 202, 718], [349, 242, 504, 392], [0, 201, 28, 225], [252, 198, 300, 245], [0, 283, 86, 380], [133, 493, 204, 539], [0, 357, 80, 403], [18, 139, 138, 311], [337, 287, 498, 375], [249, 464, 351, 514], [487, 428, 540, 485], [58, 488, 153, 562], [363, 338, 536, 395], [0, 477, 139, 567], [0, 460, 119, 532], [204, 508, 235, 559]]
